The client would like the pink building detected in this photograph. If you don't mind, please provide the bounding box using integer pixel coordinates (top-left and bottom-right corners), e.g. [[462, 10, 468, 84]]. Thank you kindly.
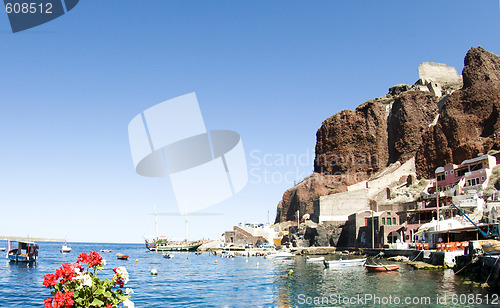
[[434, 155, 497, 193]]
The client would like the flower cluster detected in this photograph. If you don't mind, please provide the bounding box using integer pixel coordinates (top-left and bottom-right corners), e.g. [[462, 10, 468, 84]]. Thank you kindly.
[[112, 267, 129, 288], [43, 252, 132, 308], [77, 251, 103, 268], [44, 291, 74, 308]]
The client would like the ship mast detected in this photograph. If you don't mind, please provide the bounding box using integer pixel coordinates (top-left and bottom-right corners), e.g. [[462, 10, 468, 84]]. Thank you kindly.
[[184, 201, 188, 243], [154, 206, 159, 252]]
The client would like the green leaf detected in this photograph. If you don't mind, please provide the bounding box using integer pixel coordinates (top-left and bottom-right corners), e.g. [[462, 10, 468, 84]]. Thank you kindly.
[[90, 298, 104, 306]]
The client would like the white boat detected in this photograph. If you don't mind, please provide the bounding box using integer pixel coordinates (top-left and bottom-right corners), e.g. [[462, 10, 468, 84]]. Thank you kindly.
[[100, 249, 112, 253], [305, 256, 325, 262], [60, 243, 72, 253], [324, 258, 367, 269], [0, 247, 6, 252], [266, 251, 295, 259]]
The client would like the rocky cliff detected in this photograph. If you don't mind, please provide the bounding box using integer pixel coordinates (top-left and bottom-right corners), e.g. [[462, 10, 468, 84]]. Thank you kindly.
[[276, 46, 500, 223], [416, 47, 500, 177]]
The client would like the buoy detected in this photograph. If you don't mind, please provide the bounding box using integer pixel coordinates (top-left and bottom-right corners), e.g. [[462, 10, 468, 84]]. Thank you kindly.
[[273, 261, 276, 264], [256, 262, 259, 267], [282, 260, 285, 263], [288, 270, 293, 276], [215, 260, 218, 264], [151, 269, 158, 275], [135, 259, 138, 263], [246, 259, 248, 263]]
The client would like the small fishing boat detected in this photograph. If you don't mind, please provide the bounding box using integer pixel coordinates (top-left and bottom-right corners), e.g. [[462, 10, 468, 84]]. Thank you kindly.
[[60, 242, 72, 253], [163, 253, 173, 259], [116, 253, 129, 260], [0, 247, 6, 252], [266, 251, 295, 259], [305, 256, 325, 262], [481, 240, 500, 255], [324, 258, 366, 269], [100, 249, 112, 253], [6, 240, 39, 262], [365, 264, 400, 272]]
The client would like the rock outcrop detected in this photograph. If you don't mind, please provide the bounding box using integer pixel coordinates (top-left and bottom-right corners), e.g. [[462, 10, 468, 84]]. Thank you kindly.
[[276, 46, 500, 224], [415, 47, 500, 178]]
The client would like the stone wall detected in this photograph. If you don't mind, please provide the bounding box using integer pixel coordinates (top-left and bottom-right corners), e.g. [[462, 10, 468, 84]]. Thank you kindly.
[[315, 188, 370, 223]]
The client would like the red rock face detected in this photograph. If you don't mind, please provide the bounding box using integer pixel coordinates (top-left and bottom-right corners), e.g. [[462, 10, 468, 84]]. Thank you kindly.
[[416, 47, 500, 178], [314, 100, 389, 176], [276, 46, 500, 223], [276, 89, 439, 222]]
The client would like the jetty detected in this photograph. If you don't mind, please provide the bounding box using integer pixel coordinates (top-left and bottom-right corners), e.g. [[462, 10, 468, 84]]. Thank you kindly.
[[0, 236, 65, 242]]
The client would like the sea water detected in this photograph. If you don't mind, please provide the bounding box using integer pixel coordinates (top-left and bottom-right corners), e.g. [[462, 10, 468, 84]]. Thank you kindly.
[[0, 242, 498, 307]]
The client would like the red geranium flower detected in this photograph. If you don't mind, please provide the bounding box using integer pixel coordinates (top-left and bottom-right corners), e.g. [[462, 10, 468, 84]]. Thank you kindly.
[[77, 251, 102, 268], [55, 263, 81, 283], [43, 273, 59, 288], [43, 298, 53, 308], [53, 291, 74, 308]]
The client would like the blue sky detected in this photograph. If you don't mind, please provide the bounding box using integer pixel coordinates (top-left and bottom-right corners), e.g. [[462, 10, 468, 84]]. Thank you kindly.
[[0, 0, 499, 243]]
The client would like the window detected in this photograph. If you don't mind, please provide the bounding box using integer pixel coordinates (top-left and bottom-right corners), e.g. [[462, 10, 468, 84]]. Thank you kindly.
[[387, 218, 392, 225], [476, 177, 480, 184], [393, 218, 396, 225], [382, 218, 385, 225], [482, 176, 485, 181], [457, 169, 467, 177], [445, 171, 448, 176], [470, 163, 483, 171], [450, 170, 454, 174]]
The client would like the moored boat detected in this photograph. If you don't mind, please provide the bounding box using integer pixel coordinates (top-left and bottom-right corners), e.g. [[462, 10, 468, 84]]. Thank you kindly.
[[145, 207, 204, 252], [365, 264, 400, 272], [324, 258, 366, 269], [100, 249, 112, 253], [145, 238, 204, 252], [305, 256, 325, 262], [266, 251, 295, 259], [163, 253, 173, 259], [60, 242, 72, 253], [480, 240, 500, 255], [6, 240, 39, 262], [0, 247, 6, 252], [116, 253, 129, 260]]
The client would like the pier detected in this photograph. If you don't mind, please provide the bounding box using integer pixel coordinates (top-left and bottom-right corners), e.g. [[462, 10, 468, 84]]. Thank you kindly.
[[0, 236, 65, 242]]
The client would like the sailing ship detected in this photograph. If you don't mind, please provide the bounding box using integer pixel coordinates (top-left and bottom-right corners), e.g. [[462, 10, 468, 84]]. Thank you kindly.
[[144, 207, 204, 252], [6, 240, 39, 262]]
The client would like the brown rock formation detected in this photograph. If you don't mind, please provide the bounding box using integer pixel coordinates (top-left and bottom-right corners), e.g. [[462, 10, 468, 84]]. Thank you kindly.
[[314, 99, 389, 176], [276, 46, 500, 223], [276, 89, 439, 223], [415, 47, 500, 178]]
